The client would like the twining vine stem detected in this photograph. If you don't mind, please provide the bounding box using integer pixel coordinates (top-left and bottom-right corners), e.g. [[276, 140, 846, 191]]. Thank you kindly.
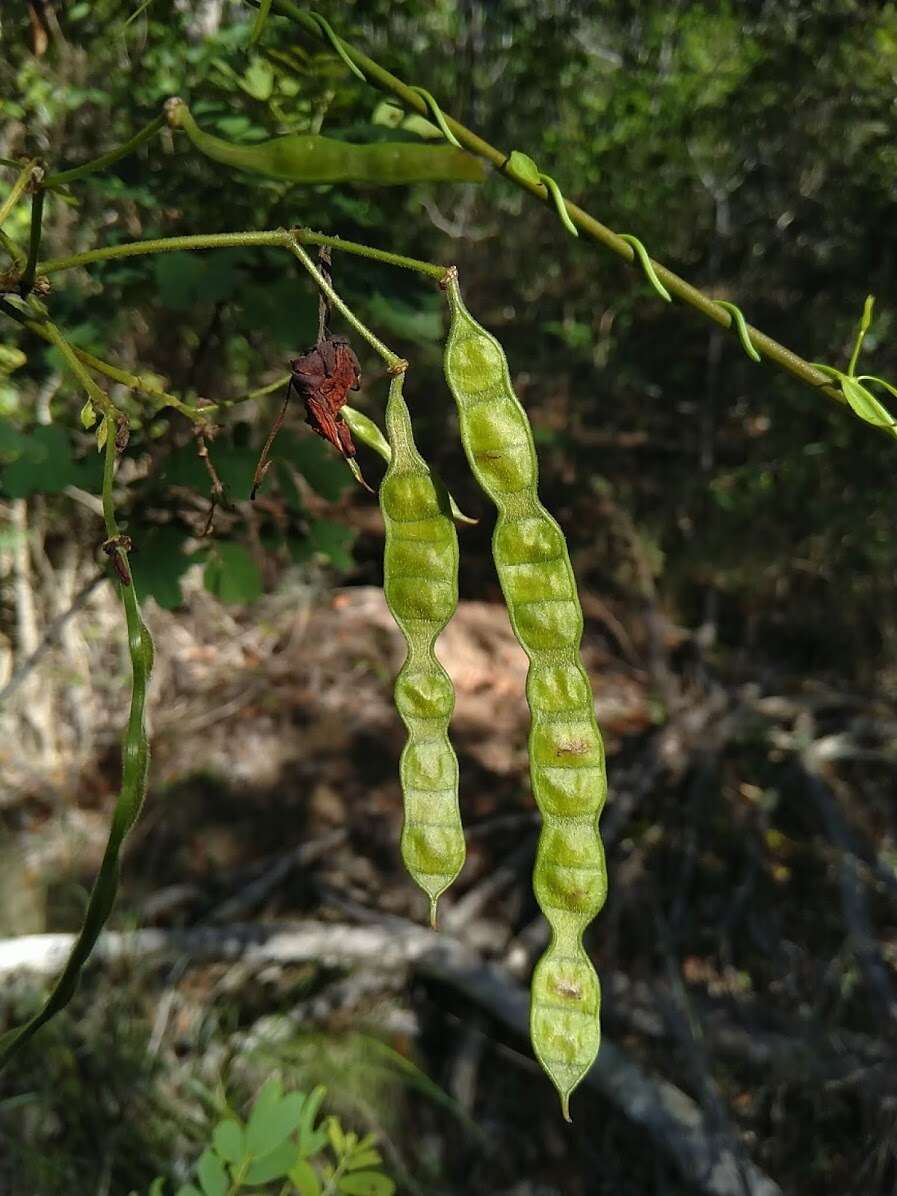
[[261, 0, 851, 412]]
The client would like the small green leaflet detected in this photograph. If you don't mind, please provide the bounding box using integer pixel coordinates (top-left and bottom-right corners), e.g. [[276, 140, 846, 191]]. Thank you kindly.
[[505, 150, 541, 186], [203, 542, 263, 604]]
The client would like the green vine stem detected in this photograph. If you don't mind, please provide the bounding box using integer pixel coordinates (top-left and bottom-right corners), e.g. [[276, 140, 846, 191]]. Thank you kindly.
[[0, 425, 153, 1070], [38, 316, 119, 421], [44, 113, 166, 188], [261, 0, 875, 419], [286, 233, 402, 369], [21, 184, 45, 294], [37, 226, 444, 281]]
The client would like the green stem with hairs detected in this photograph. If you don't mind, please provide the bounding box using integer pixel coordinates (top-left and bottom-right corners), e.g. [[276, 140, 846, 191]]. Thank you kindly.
[[38, 317, 119, 419], [45, 113, 166, 188], [38, 226, 443, 281], [39, 229, 293, 275], [297, 228, 444, 279]]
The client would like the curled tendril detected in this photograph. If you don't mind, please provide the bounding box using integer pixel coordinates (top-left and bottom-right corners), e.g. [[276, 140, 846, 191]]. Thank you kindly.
[[306, 10, 367, 81], [537, 172, 578, 238], [502, 151, 578, 238], [408, 86, 462, 148], [715, 300, 761, 363], [618, 234, 672, 303]]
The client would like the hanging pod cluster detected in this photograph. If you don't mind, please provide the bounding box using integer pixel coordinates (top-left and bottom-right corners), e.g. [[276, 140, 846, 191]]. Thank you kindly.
[[379, 268, 608, 1119]]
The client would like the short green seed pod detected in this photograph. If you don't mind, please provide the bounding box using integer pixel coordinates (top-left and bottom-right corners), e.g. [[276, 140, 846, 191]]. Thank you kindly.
[[379, 371, 466, 925], [442, 268, 608, 1119]]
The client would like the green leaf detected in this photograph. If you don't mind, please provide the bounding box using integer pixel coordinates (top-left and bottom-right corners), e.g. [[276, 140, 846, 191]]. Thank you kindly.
[[248, 1077, 282, 1123], [505, 149, 541, 186], [0, 419, 25, 461], [244, 1138, 300, 1184], [154, 253, 243, 312], [291, 518, 356, 571], [246, 1091, 304, 1157], [236, 280, 317, 349], [366, 293, 443, 343], [337, 1173, 395, 1196], [288, 1160, 322, 1196], [148, 1180, 166, 1196], [174, 1187, 202, 1196], [212, 1119, 245, 1164], [1, 424, 79, 498], [345, 1151, 382, 1170], [327, 1117, 346, 1158], [80, 398, 97, 429], [203, 542, 263, 605], [0, 345, 27, 375], [129, 525, 192, 610], [278, 433, 351, 502], [240, 58, 275, 100], [197, 1149, 228, 1196], [297, 1085, 328, 1157], [841, 375, 896, 431]]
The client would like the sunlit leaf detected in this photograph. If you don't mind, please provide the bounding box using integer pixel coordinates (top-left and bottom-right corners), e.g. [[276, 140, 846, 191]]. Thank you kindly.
[[196, 1149, 227, 1196], [337, 1173, 395, 1196], [212, 1119, 245, 1165], [246, 1091, 304, 1157], [244, 1138, 300, 1184]]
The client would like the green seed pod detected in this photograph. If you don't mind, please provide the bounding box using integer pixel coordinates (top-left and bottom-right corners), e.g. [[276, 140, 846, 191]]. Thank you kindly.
[[442, 268, 608, 1119], [166, 99, 486, 186], [380, 371, 465, 925], [343, 404, 477, 526]]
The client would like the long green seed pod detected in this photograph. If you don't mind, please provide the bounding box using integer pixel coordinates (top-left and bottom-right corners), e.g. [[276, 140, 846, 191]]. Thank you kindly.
[[379, 371, 465, 925], [441, 268, 607, 1119], [166, 100, 486, 186], [0, 443, 153, 1067], [344, 403, 477, 525]]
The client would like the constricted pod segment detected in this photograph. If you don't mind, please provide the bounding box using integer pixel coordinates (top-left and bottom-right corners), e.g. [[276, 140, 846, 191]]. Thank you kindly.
[[379, 370, 466, 925], [441, 267, 608, 1119]]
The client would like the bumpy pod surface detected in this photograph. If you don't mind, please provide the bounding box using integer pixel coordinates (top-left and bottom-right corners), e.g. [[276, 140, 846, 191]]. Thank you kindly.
[[167, 100, 486, 186], [442, 269, 608, 1118], [379, 372, 466, 924]]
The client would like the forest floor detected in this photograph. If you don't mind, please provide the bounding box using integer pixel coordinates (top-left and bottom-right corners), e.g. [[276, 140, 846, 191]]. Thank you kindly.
[[1, 574, 896, 1196]]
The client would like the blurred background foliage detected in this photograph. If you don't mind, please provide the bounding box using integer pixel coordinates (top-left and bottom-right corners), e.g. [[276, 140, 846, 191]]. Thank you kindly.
[[0, 0, 894, 669], [2, 2, 897, 1194]]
